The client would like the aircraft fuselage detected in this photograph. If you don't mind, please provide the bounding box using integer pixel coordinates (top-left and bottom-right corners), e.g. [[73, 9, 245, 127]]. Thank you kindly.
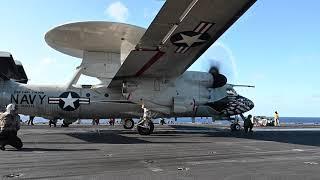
[[0, 71, 254, 121]]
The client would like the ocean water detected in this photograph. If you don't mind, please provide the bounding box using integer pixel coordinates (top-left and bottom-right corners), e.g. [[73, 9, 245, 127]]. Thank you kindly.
[[19, 115, 320, 125], [279, 117, 320, 125], [175, 117, 320, 125]]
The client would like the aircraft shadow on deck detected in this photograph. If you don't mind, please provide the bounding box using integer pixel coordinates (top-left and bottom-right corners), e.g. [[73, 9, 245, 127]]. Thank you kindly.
[[66, 131, 148, 144], [9, 147, 99, 152], [168, 125, 320, 147], [230, 131, 320, 147], [24, 125, 320, 147], [65, 130, 211, 144], [168, 125, 225, 132]]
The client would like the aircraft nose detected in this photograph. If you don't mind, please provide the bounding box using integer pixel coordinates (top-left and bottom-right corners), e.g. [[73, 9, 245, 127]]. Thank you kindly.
[[205, 95, 254, 116], [240, 96, 254, 111], [221, 95, 254, 116]]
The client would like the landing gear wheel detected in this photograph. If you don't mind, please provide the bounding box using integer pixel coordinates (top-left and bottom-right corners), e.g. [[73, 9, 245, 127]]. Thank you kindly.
[[137, 121, 154, 135], [234, 124, 241, 131], [61, 120, 70, 127], [230, 123, 241, 131], [49, 119, 57, 127], [61, 124, 69, 127], [123, 119, 134, 129]]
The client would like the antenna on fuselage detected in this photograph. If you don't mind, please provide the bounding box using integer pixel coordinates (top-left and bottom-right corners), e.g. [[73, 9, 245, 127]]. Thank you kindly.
[[229, 84, 255, 88]]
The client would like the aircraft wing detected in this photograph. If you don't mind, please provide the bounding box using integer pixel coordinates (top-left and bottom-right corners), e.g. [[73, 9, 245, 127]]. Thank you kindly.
[[112, 0, 256, 81], [0, 52, 28, 83]]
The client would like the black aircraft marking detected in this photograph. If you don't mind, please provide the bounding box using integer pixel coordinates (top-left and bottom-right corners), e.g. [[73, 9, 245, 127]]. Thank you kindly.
[[205, 95, 254, 116], [11, 94, 47, 105], [48, 91, 90, 111], [170, 22, 214, 54]]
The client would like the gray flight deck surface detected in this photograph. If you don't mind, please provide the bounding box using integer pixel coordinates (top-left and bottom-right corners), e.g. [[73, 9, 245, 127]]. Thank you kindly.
[[1, 124, 320, 180]]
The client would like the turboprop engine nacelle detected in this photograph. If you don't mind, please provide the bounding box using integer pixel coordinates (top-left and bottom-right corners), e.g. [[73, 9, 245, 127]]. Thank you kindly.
[[183, 71, 226, 89]]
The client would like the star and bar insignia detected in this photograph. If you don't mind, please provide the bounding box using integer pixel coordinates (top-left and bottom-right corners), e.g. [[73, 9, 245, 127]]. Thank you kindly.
[[170, 22, 214, 54], [48, 91, 90, 111]]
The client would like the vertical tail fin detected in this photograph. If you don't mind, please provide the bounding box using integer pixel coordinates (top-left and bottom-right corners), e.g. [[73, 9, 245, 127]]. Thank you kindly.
[[0, 51, 28, 83]]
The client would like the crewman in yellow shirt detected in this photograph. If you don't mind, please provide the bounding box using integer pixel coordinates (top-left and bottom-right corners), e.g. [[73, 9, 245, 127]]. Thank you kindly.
[[274, 111, 280, 126]]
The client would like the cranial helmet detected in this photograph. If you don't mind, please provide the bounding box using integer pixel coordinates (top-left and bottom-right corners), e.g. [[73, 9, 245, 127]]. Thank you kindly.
[[6, 104, 16, 113]]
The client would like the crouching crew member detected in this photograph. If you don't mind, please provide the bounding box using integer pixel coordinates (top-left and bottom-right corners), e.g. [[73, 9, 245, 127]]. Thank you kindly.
[[0, 104, 23, 151]]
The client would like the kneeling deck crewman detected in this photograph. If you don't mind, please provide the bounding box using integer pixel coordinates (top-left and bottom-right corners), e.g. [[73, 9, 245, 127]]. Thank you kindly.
[[0, 104, 23, 151]]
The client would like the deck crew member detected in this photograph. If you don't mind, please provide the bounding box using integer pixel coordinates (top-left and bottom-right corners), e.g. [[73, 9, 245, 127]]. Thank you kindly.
[[274, 111, 280, 126], [0, 104, 23, 151], [160, 118, 166, 125], [28, 116, 35, 126], [109, 118, 115, 126], [244, 114, 253, 133]]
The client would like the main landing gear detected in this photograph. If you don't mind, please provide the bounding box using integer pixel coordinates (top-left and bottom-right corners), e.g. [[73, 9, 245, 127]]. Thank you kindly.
[[123, 118, 134, 129], [137, 107, 154, 135], [49, 118, 57, 127], [61, 120, 71, 127]]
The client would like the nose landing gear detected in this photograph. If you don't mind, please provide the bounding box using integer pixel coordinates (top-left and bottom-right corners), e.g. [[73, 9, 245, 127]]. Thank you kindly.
[[137, 107, 154, 135], [229, 114, 241, 132], [230, 114, 247, 132], [137, 120, 154, 135], [230, 123, 241, 131]]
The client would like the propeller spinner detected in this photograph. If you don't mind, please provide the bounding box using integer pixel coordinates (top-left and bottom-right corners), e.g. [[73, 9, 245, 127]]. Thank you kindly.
[[208, 63, 227, 88]]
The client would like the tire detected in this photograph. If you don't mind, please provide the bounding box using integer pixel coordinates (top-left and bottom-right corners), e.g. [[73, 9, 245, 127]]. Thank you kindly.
[[137, 121, 154, 135], [61, 123, 69, 127], [61, 124, 69, 127], [234, 124, 241, 131], [61, 120, 70, 127], [50, 119, 58, 127], [123, 119, 134, 129]]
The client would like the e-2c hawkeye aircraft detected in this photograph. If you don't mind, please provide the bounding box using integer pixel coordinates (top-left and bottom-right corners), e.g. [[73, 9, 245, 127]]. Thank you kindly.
[[0, 0, 256, 135]]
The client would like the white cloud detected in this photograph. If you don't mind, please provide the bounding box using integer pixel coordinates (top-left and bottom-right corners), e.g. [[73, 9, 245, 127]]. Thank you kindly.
[[105, 1, 129, 22]]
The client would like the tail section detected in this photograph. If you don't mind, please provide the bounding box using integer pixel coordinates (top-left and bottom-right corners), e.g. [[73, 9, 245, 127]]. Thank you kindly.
[[0, 51, 28, 83]]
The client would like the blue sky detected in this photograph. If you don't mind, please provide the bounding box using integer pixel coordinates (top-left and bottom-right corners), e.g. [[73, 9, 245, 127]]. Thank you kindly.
[[0, 0, 319, 117]]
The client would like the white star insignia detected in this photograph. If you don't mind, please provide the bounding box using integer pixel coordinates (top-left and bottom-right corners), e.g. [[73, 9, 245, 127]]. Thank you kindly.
[[61, 93, 78, 109], [175, 33, 206, 47]]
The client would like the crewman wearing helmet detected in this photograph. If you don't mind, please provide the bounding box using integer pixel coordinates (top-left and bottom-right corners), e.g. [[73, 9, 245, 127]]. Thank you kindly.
[[0, 104, 23, 151]]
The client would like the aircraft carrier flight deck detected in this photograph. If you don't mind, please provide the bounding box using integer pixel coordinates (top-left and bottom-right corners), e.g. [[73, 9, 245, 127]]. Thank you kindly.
[[1, 124, 320, 180]]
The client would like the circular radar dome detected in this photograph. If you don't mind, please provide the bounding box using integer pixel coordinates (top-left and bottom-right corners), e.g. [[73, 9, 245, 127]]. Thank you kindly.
[[45, 21, 146, 58]]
